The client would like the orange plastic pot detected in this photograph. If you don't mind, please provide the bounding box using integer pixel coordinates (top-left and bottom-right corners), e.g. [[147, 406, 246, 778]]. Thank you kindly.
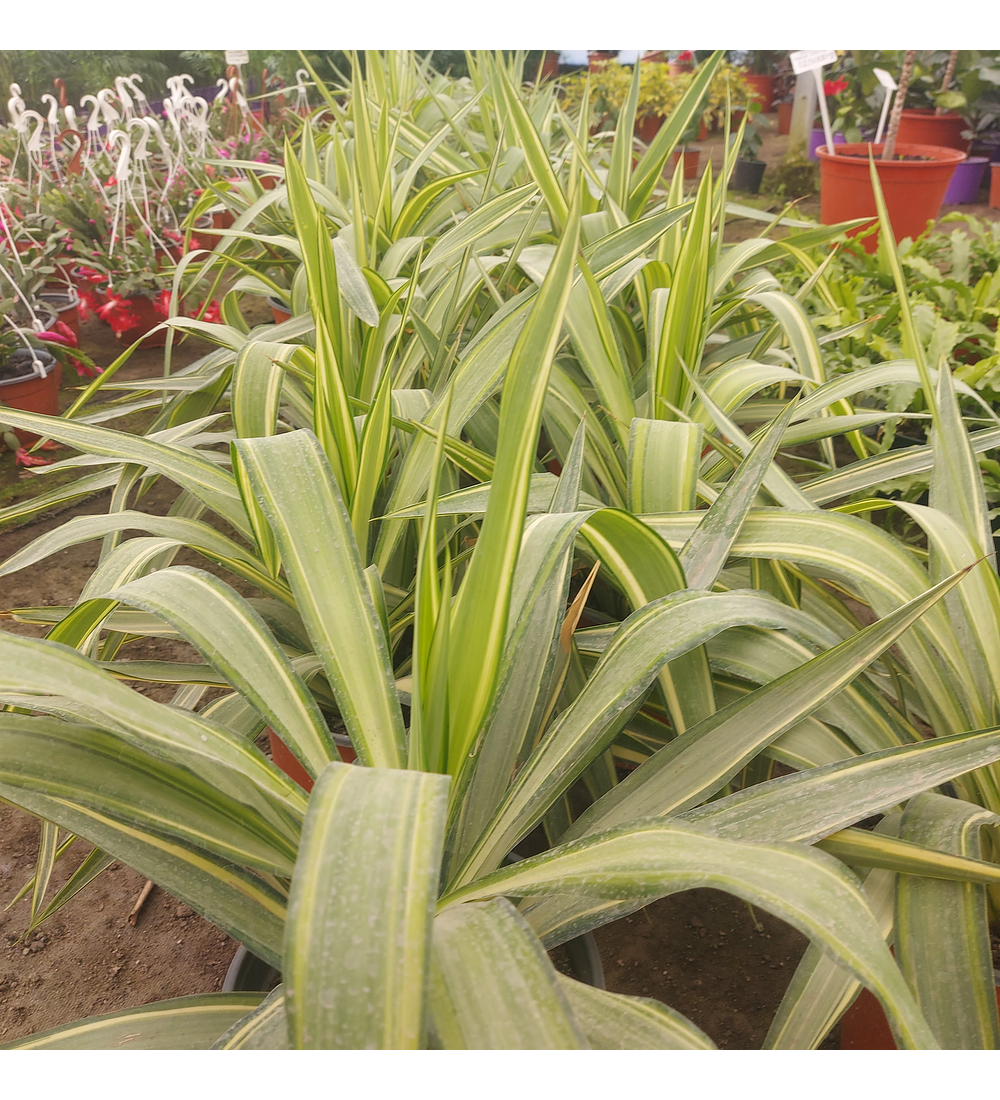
[[896, 109, 971, 153], [38, 289, 81, 339], [817, 142, 966, 253], [777, 101, 793, 135], [671, 148, 700, 179], [268, 730, 356, 794], [0, 352, 61, 445], [743, 73, 776, 111], [268, 296, 291, 324], [115, 296, 172, 347], [991, 164, 1000, 209], [669, 60, 694, 78], [634, 114, 662, 144], [841, 981, 1000, 1048]]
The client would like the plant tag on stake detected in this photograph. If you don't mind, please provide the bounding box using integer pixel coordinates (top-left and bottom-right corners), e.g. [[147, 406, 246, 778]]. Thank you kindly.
[[790, 50, 838, 156], [873, 67, 898, 144], [225, 50, 250, 66], [789, 50, 837, 75]]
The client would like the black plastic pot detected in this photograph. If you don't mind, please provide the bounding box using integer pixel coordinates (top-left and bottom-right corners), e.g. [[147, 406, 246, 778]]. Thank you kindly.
[[223, 851, 606, 994], [732, 158, 766, 194]]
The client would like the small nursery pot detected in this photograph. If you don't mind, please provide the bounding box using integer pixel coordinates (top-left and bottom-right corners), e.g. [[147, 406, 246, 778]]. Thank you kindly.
[[943, 156, 989, 204], [634, 114, 662, 144], [896, 109, 971, 153], [742, 73, 776, 112], [37, 288, 81, 340], [0, 349, 61, 445], [671, 148, 700, 180], [808, 129, 846, 161], [731, 158, 766, 194], [817, 141, 967, 253], [777, 100, 793, 135], [990, 164, 1000, 209], [267, 296, 292, 325], [108, 296, 173, 347]]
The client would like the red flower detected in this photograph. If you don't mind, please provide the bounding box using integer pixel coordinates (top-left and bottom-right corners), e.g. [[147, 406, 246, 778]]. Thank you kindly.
[[153, 289, 177, 318], [96, 294, 140, 335], [677, 50, 693, 62], [15, 447, 54, 467], [36, 320, 78, 348], [197, 299, 222, 323], [824, 77, 849, 97]]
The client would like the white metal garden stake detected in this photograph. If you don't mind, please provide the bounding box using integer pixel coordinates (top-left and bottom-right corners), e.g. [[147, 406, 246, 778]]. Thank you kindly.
[[789, 50, 838, 155], [873, 67, 898, 144], [40, 94, 63, 182], [6, 84, 25, 180], [295, 68, 311, 114]]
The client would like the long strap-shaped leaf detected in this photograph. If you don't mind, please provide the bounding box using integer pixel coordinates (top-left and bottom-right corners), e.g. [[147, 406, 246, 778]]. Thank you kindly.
[[451, 589, 826, 889], [895, 793, 1000, 1049], [556, 973, 715, 1049], [441, 819, 937, 1049], [236, 430, 407, 770], [446, 197, 581, 775], [284, 763, 449, 1049], [1, 994, 265, 1050], [0, 409, 250, 539], [565, 568, 970, 841], [104, 567, 337, 778], [428, 898, 587, 1048], [212, 987, 290, 1049]]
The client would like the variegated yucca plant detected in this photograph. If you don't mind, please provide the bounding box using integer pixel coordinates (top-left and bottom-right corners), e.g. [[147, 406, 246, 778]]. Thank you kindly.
[[3, 52, 1000, 1049]]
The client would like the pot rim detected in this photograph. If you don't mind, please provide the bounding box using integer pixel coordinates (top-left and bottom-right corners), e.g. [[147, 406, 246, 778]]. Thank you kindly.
[[816, 141, 968, 168], [38, 286, 81, 309], [0, 346, 58, 386]]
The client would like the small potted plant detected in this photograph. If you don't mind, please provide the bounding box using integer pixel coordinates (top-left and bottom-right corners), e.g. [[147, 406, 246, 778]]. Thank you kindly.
[[730, 115, 767, 193], [818, 52, 967, 252]]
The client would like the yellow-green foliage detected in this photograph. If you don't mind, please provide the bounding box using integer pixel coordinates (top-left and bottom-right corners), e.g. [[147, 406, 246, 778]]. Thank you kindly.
[[559, 59, 754, 126]]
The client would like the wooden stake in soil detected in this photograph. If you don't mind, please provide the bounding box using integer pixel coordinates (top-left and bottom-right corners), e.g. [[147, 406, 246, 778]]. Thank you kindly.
[[127, 879, 155, 926], [882, 51, 916, 161], [936, 49, 959, 115]]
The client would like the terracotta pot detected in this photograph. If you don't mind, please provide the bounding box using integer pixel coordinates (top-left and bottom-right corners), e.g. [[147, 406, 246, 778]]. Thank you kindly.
[[698, 120, 709, 141], [817, 141, 966, 253], [669, 60, 694, 78], [539, 51, 561, 80], [634, 114, 662, 144], [841, 980, 1000, 1048], [642, 51, 667, 64], [37, 289, 81, 340], [113, 296, 172, 347], [268, 295, 291, 324], [671, 148, 700, 180], [588, 51, 617, 72], [268, 729, 356, 794], [777, 100, 793, 135], [896, 109, 971, 153], [991, 164, 1000, 209], [0, 350, 61, 445], [743, 73, 776, 112]]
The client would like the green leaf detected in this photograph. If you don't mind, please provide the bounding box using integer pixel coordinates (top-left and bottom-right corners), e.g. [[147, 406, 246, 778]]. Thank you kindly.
[[446, 195, 581, 775], [429, 898, 587, 1048], [236, 431, 407, 770], [1, 994, 264, 1050], [283, 763, 449, 1049], [212, 987, 290, 1050], [104, 567, 336, 779], [443, 819, 937, 1049], [895, 793, 1000, 1049], [557, 974, 715, 1049]]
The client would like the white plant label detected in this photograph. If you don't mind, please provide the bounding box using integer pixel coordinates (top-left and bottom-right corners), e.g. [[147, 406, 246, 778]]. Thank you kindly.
[[790, 49, 837, 76], [873, 67, 898, 91], [225, 50, 250, 66]]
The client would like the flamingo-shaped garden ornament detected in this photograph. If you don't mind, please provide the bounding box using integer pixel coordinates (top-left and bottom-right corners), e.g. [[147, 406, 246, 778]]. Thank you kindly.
[[123, 74, 151, 116], [294, 68, 311, 115], [6, 84, 25, 179], [114, 76, 136, 122], [40, 94, 64, 181]]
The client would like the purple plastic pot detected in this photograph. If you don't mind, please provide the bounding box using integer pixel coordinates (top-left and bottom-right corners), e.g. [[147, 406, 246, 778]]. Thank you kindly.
[[943, 156, 988, 204], [808, 129, 846, 161]]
